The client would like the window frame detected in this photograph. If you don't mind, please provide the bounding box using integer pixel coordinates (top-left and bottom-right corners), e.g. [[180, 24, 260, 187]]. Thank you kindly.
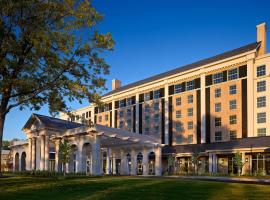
[[212, 72, 223, 84], [229, 85, 237, 95], [257, 65, 266, 77], [228, 68, 238, 80]]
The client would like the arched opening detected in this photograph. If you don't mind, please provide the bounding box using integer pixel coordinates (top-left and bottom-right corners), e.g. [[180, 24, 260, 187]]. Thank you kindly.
[[137, 152, 143, 175], [82, 143, 91, 174], [21, 152, 26, 171], [15, 153, 19, 171], [68, 144, 78, 173], [126, 153, 131, 175], [148, 152, 155, 175]]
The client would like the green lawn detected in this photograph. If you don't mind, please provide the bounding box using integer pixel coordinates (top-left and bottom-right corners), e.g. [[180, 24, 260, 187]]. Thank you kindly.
[[1, 176, 270, 200]]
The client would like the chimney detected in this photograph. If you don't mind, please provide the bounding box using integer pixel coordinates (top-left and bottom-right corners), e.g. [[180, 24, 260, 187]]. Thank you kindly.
[[112, 79, 121, 90], [257, 22, 267, 56]]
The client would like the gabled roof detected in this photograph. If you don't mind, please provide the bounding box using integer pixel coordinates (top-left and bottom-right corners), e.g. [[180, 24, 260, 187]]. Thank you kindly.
[[22, 113, 84, 131], [103, 42, 260, 97]]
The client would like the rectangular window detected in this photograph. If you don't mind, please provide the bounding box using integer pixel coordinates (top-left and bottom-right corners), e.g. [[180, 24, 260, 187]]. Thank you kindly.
[[257, 112, 266, 123], [176, 122, 184, 132], [215, 117, 222, 127], [86, 112, 89, 118], [98, 116, 102, 123], [144, 127, 149, 135], [154, 114, 159, 123], [82, 113, 85, 119], [127, 98, 133, 106], [145, 115, 150, 124], [154, 102, 159, 111], [257, 81, 266, 92], [215, 88, 221, 98], [215, 103, 221, 112], [228, 68, 238, 80], [257, 96, 266, 108], [229, 85, 237, 95], [230, 130, 237, 140], [230, 115, 237, 124], [229, 100, 237, 110], [120, 99, 126, 108], [257, 65, 266, 77], [175, 84, 184, 93], [176, 97, 181, 106], [119, 121, 124, 128], [188, 121, 193, 130], [176, 135, 182, 144], [105, 115, 109, 121], [153, 90, 160, 99], [176, 110, 181, 118], [144, 93, 151, 101], [187, 95, 193, 104], [127, 119, 132, 128], [127, 108, 132, 117], [186, 80, 195, 91], [257, 128, 266, 136], [144, 104, 150, 113], [119, 111, 124, 118], [213, 72, 223, 84], [187, 108, 193, 117], [188, 135, 193, 143], [104, 105, 110, 111], [215, 131, 222, 141], [154, 126, 159, 134]]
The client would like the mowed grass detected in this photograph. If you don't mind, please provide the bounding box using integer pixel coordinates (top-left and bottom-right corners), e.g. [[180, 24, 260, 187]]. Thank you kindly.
[[1, 176, 270, 200]]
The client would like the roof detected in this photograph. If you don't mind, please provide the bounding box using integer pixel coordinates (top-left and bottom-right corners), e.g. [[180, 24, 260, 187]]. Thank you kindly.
[[162, 136, 270, 154], [23, 113, 84, 131], [103, 42, 260, 97]]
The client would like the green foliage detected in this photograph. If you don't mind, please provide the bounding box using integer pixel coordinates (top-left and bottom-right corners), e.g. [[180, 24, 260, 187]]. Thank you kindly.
[[233, 151, 245, 176], [59, 139, 71, 171], [2, 140, 10, 150]]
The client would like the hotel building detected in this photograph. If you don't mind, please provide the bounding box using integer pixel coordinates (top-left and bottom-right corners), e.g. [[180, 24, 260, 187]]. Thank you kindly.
[[12, 23, 270, 176]]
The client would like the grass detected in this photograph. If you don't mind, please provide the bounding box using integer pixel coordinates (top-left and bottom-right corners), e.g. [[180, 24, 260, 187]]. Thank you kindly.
[[1, 176, 270, 200]]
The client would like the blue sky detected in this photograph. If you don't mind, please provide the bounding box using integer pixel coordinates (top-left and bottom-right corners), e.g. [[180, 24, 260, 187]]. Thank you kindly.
[[4, 0, 270, 140]]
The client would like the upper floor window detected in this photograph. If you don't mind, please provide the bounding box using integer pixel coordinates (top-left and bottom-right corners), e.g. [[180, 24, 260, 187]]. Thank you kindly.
[[120, 99, 126, 108], [154, 102, 159, 111], [127, 108, 132, 117], [228, 68, 238, 80], [213, 72, 223, 84], [187, 95, 193, 104], [144, 104, 150, 113], [98, 116, 102, 123], [215, 88, 221, 98], [215, 103, 221, 112], [188, 135, 193, 143], [154, 114, 159, 123], [187, 108, 193, 117], [119, 111, 124, 118], [188, 121, 193, 130], [144, 127, 150, 135], [104, 105, 110, 111], [176, 97, 181, 106], [175, 84, 184, 94], [145, 115, 150, 123], [176, 135, 182, 144], [86, 112, 89, 118], [153, 90, 160, 99], [257, 112, 266, 123], [82, 113, 85, 119], [127, 119, 132, 128], [186, 80, 195, 91], [230, 130, 237, 140], [229, 100, 237, 110], [127, 98, 133, 106], [215, 117, 222, 127], [154, 126, 159, 134], [257, 96, 266, 108], [176, 122, 184, 132], [257, 128, 266, 136], [105, 115, 109, 121], [257, 81, 266, 92], [76, 115, 79, 121], [229, 115, 237, 124], [257, 65, 266, 77], [144, 92, 151, 101], [119, 121, 124, 128], [176, 110, 181, 118], [229, 85, 237, 95], [215, 131, 222, 141]]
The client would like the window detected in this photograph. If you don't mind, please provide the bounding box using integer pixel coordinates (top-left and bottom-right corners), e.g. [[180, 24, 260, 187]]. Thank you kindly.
[[215, 131, 222, 141], [154, 102, 159, 111], [215, 103, 221, 112], [257, 112, 266, 123], [176, 135, 182, 144], [76, 115, 79, 121], [153, 90, 160, 99], [154, 126, 159, 134], [229, 100, 237, 110], [104, 105, 110, 111], [215, 117, 222, 127], [229, 85, 237, 95], [257, 96, 266, 108], [144, 93, 150, 101], [98, 116, 102, 123], [257, 65, 266, 77], [176, 110, 181, 118], [144, 104, 150, 113], [188, 121, 193, 130], [145, 115, 150, 123], [230, 131, 237, 140], [127, 119, 132, 128], [229, 115, 237, 124], [175, 84, 184, 93], [186, 80, 195, 91], [187, 95, 193, 104], [213, 72, 223, 84], [215, 88, 221, 98], [105, 115, 109, 121], [82, 113, 85, 120], [144, 127, 150, 135], [228, 68, 238, 80], [120, 99, 126, 108], [188, 135, 193, 143], [187, 108, 193, 117], [176, 97, 181, 106], [127, 98, 133, 106], [257, 128, 266, 136], [257, 81, 266, 92], [154, 114, 159, 123], [119, 121, 124, 128], [119, 111, 124, 118], [176, 122, 184, 132], [86, 112, 89, 118], [127, 108, 132, 117]]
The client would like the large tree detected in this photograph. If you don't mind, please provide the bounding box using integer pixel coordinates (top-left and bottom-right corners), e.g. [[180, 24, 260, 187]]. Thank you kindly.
[[0, 0, 114, 175]]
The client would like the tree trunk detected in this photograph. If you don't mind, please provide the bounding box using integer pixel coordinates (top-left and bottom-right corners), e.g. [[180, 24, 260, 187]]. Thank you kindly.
[[0, 114, 6, 176]]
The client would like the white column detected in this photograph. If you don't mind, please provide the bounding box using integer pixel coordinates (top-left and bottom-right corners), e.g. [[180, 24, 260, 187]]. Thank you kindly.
[[120, 150, 127, 175], [247, 54, 255, 137], [112, 101, 115, 128], [91, 135, 101, 175], [44, 135, 50, 171], [131, 149, 137, 175], [35, 138, 41, 170], [76, 138, 84, 173], [155, 147, 162, 176], [241, 152, 246, 175], [13, 152, 16, 172], [164, 83, 169, 145], [106, 148, 111, 174], [213, 154, 217, 173], [31, 137, 36, 170], [55, 139, 60, 172], [112, 151, 117, 174], [200, 73, 206, 143], [28, 138, 32, 170], [40, 135, 45, 171], [142, 149, 149, 175], [208, 154, 213, 173], [135, 92, 140, 133]]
